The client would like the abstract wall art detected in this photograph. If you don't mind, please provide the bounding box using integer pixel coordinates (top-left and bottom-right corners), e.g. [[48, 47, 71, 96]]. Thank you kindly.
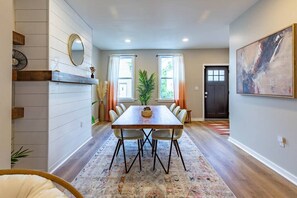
[[236, 24, 297, 98]]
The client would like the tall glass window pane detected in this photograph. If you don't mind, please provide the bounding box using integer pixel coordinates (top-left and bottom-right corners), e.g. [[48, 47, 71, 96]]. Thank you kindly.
[[159, 56, 174, 99], [161, 57, 173, 78], [160, 79, 174, 99], [117, 56, 134, 99], [118, 58, 132, 78], [118, 79, 132, 98]]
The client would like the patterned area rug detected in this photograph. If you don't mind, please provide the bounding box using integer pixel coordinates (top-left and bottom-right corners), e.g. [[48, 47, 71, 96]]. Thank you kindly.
[[71, 131, 235, 197], [203, 121, 230, 135]]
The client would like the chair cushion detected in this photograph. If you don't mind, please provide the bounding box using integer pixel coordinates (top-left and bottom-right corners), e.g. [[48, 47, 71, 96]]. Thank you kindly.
[[152, 129, 183, 140], [114, 129, 144, 140], [0, 174, 67, 198]]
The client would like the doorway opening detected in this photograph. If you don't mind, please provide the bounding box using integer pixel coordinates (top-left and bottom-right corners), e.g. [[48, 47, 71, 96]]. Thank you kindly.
[[204, 65, 229, 119]]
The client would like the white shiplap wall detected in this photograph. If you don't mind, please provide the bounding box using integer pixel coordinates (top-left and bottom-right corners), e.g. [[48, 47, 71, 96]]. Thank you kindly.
[[13, 82, 92, 171], [14, 0, 48, 70], [47, 0, 93, 171], [49, 0, 92, 77], [13, 0, 94, 171], [48, 82, 92, 172], [14, 82, 49, 170]]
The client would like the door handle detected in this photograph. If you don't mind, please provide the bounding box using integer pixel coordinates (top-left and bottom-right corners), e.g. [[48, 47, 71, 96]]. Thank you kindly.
[[205, 91, 208, 95], [205, 96, 207, 98]]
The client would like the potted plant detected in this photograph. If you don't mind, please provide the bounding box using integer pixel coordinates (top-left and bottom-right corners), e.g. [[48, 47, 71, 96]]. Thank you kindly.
[[91, 100, 98, 124], [11, 146, 32, 166], [137, 69, 155, 106]]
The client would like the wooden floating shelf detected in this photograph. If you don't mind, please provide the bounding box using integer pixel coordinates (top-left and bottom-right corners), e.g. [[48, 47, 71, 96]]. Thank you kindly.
[[14, 70, 98, 85], [12, 69, 17, 81], [12, 107, 24, 120], [13, 31, 25, 45]]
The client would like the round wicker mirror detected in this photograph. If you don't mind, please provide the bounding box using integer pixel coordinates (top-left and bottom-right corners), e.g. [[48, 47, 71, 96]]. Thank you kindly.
[[68, 34, 84, 66]]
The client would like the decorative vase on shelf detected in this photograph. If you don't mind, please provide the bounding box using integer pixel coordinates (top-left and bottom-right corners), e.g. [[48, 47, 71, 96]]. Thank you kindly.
[[90, 66, 95, 78]]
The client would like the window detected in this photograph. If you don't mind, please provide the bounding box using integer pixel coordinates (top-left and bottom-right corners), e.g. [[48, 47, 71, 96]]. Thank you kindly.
[[117, 56, 135, 101], [207, 69, 225, 82], [158, 56, 174, 100]]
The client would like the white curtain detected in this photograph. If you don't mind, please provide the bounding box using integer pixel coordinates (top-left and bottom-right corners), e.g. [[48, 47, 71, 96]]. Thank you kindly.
[[106, 55, 120, 120], [173, 54, 187, 109]]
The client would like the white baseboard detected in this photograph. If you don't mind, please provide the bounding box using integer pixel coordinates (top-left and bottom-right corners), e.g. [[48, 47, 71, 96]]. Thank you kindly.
[[192, 117, 204, 121], [49, 137, 92, 173], [228, 137, 297, 186]]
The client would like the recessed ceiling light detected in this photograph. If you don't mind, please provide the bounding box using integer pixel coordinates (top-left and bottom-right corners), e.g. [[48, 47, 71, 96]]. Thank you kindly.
[[125, 39, 131, 43], [182, 38, 189, 42]]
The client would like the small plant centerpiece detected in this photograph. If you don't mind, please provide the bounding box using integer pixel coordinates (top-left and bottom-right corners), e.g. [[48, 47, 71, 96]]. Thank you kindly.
[[141, 106, 152, 117], [137, 69, 155, 117]]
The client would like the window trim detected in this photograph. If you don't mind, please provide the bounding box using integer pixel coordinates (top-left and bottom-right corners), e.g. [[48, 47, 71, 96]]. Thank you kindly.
[[117, 55, 135, 102], [158, 55, 175, 101]]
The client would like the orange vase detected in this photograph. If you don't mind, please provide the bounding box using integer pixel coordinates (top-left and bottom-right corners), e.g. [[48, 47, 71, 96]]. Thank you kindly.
[[99, 101, 105, 122]]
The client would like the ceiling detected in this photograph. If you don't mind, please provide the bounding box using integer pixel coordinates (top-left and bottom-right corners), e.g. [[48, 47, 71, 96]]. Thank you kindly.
[[65, 0, 258, 50]]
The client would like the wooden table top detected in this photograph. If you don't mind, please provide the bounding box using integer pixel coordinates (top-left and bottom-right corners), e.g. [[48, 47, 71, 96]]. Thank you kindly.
[[111, 105, 183, 129]]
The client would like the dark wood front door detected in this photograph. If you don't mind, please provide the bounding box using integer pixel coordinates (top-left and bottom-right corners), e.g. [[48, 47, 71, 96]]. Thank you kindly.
[[204, 66, 229, 119]]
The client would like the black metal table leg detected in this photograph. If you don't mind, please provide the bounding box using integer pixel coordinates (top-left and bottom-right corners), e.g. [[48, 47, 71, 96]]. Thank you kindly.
[[121, 129, 128, 173], [153, 129, 176, 174], [116, 140, 122, 156], [166, 129, 175, 174], [138, 140, 142, 171], [142, 129, 153, 147], [118, 129, 143, 173], [127, 141, 142, 173], [175, 140, 186, 171], [109, 139, 121, 170], [153, 140, 158, 170], [174, 141, 180, 157]]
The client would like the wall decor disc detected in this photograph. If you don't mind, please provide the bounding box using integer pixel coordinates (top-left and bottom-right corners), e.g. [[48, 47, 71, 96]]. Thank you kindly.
[[12, 49, 28, 70]]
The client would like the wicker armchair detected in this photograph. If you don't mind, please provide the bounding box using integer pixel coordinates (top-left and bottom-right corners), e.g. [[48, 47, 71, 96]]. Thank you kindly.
[[0, 169, 83, 198]]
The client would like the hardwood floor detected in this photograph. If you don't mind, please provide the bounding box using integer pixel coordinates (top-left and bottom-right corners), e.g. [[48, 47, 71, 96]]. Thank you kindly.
[[53, 121, 297, 197], [53, 122, 111, 182], [186, 122, 297, 197]]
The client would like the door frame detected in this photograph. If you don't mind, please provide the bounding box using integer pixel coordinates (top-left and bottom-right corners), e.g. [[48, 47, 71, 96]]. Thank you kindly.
[[202, 64, 229, 120]]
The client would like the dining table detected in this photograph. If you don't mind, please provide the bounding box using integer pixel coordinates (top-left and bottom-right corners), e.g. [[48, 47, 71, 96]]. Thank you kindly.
[[111, 105, 183, 174]]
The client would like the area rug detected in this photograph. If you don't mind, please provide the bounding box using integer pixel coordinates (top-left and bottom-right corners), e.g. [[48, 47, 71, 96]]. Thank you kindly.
[[203, 121, 230, 135], [70, 132, 235, 197]]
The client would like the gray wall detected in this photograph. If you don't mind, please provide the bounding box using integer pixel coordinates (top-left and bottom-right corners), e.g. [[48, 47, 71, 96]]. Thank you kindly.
[[229, 0, 297, 184], [99, 49, 229, 119], [91, 46, 101, 122], [0, 0, 13, 168]]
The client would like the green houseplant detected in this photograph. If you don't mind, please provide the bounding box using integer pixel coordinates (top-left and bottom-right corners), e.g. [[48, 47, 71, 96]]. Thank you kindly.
[[137, 69, 155, 105], [11, 146, 32, 166], [91, 100, 97, 124]]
